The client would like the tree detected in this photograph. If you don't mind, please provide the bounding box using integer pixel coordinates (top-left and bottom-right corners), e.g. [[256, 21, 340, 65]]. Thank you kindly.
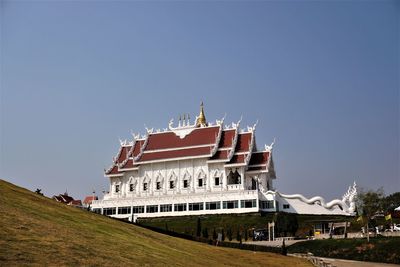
[[227, 227, 233, 241], [212, 228, 217, 240], [244, 229, 248, 241], [357, 188, 384, 242], [196, 217, 202, 237], [35, 188, 43, 196], [221, 229, 225, 241], [275, 212, 298, 237], [281, 239, 287, 256], [382, 192, 400, 213], [202, 227, 209, 239], [236, 229, 241, 242]]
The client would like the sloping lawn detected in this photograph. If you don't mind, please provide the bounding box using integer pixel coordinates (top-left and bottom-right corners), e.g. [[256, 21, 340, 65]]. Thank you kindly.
[[0, 179, 311, 266]]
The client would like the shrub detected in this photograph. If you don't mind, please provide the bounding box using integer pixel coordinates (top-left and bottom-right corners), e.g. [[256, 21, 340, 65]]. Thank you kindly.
[[196, 217, 201, 237], [202, 227, 209, 239], [227, 227, 233, 241], [236, 229, 241, 242]]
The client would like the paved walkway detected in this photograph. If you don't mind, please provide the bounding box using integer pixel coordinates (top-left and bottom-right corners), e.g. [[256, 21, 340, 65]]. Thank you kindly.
[[244, 239, 304, 247], [245, 240, 399, 267], [313, 257, 399, 267]]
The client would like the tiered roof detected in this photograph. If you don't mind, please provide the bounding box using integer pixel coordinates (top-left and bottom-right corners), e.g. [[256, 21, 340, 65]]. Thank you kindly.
[[105, 105, 274, 177]]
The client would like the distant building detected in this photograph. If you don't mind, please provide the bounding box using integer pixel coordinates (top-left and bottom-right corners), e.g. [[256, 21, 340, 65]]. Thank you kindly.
[[83, 196, 98, 208], [53, 193, 74, 204], [92, 103, 357, 221], [53, 192, 82, 207], [67, 200, 82, 207]]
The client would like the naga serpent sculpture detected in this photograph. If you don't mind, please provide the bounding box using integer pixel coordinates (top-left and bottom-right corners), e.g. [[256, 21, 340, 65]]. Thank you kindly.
[[273, 182, 357, 214]]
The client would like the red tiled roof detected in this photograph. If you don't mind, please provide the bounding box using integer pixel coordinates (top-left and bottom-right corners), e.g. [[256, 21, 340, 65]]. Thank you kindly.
[[117, 146, 131, 164], [145, 126, 220, 151], [107, 165, 120, 175], [68, 200, 82, 206], [139, 146, 213, 162], [210, 150, 229, 160], [236, 133, 252, 152], [105, 123, 269, 175], [105, 146, 129, 175], [228, 154, 246, 164], [219, 129, 236, 148], [209, 129, 239, 161], [247, 166, 267, 172], [83, 196, 98, 204], [249, 151, 270, 166], [120, 158, 135, 169], [53, 194, 74, 204], [133, 140, 145, 156]]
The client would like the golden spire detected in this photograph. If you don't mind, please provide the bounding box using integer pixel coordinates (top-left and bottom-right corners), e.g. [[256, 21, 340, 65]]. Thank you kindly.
[[196, 101, 207, 127]]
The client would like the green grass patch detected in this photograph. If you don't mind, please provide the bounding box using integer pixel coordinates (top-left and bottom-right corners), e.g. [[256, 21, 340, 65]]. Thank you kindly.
[[287, 237, 400, 264]]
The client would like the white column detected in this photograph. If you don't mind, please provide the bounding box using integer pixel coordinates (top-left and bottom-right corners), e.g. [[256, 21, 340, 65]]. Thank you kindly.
[[178, 161, 181, 193], [223, 169, 227, 191], [240, 167, 245, 190]]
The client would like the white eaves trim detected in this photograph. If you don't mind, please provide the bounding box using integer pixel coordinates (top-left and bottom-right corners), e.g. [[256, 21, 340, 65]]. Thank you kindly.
[[105, 173, 124, 178]]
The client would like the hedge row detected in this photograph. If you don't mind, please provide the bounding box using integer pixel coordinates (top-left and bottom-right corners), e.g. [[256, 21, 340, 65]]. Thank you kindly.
[[135, 222, 282, 254]]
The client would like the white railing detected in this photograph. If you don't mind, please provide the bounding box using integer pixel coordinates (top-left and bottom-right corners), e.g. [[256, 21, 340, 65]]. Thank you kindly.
[[92, 189, 259, 206], [227, 184, 241, 190]]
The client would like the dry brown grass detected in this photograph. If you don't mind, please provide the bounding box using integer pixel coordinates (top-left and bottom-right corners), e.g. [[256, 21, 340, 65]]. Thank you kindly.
[[0, 179, 311, 266]]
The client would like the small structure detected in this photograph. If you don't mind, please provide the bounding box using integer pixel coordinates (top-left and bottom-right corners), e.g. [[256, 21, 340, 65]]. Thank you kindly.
[[53, 192, 82, 207], [83, 195, 98, 208], [67, 200, 83, 207]]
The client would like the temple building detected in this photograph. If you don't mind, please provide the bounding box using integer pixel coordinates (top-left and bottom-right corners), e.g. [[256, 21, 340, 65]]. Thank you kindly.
[[92, 103, 356, 221]]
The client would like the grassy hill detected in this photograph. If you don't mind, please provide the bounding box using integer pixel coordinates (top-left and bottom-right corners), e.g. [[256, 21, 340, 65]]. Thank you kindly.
[[0, 179, 311, 266]]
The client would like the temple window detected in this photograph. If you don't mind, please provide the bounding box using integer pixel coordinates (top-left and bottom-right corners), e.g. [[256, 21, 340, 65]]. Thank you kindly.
[[170, 180, 175, 189], [223, 200, 238, 209], [260, 200, 274, 209], [115, 185, 120, 193], [103, 207, 116, 215], [206, 201, 221, 210], [174, 203, 187, 211], [132, 206, 144, 213], [156, 182, 161, 190], [227, 169, 241, 185], [251, 178, 257, 190], [146, 205, 158, 213], [160, 204, 172, 212], [198, 178, 203, 187], [214, 177, 220, 186], [240, 199, 257, 208], [283, 204, 290, 209], [143, 183, 148, 191], [129, 183, 134, 192], [189, 202, 204, 211], [118, 206, 131, 214], [183, 180, 188, 188]]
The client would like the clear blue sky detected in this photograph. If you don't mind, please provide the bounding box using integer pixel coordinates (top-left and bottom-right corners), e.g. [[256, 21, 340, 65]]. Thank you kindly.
[[1, 1, 398, 200]]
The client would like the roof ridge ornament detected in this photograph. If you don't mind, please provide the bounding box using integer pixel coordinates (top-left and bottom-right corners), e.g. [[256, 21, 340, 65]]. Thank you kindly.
[[216, 113, 226, 125], [264, 138, 276, 152], [144, 124, 154, 134]]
